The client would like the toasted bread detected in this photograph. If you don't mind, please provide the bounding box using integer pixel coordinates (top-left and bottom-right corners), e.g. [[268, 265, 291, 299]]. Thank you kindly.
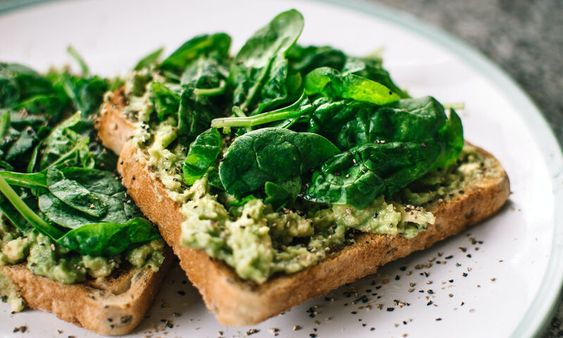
[[1, 252, 172, 335], [98, 91, 510, 325]]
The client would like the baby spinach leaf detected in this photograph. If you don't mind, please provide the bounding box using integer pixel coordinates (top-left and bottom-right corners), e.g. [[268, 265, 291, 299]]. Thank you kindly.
[[304, 67, 400, 106], [150, 82, 180, 122], [16, 94, 69, 118], [230, 9, 304, 115], [38, 167, 138, 229], [308, 96, 453, 150], [264, 177, 301, 209], [46, 168, 107, 218], [305, 141, 441, 208], [134, 47, 164, 71], [5, 126, 39, 164], [343, 56, 409, 99], [39, 112, 115, 170], [0, 176, 64, 239], [177, 86, 222, 142], [435, 108, 464, 168], [160, 33, 231, 74], [62, 74, 108, 117], [287, 44, 347, 75], [0, 194, 33, 232], [181, 55, 229, 93], [0, 63, 54, 108], [60, 167, 123, 195], [219, 128, 339, 199], [57, 217, 160, 257], [182, 128, 222, 185], [305, 151, 385, 208]]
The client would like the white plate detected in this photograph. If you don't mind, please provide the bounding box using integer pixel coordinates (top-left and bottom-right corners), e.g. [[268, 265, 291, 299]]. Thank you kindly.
[[1, 0, 562, 337]]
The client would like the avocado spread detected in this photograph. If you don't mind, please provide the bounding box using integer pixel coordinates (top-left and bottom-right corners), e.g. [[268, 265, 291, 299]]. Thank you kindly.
[[0, 216, 165, 311]]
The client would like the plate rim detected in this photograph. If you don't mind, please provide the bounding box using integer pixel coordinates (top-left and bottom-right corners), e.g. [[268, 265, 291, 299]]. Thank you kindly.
[[1, 0, 562, 337]]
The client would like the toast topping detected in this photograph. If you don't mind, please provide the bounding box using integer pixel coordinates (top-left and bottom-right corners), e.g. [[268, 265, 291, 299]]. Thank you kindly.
[[110, 10, 507, 285]]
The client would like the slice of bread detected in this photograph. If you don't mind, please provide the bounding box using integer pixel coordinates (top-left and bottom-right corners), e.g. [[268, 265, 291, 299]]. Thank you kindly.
[[1, 253, 172, 335], [98, 91, 510, 325]]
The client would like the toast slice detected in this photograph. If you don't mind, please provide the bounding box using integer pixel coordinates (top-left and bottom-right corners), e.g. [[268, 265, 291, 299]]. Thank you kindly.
[[98, 91, 510, 325], [1, 253, 173, 335]]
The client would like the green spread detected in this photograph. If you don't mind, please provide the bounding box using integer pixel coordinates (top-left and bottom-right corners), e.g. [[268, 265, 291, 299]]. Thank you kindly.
[[0, 272, 24, 312], [0, 216, 165, 309]]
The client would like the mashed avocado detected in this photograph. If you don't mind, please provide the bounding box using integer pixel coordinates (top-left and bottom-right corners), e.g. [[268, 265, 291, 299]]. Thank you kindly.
[[0, 216, 165, 292], [0, 272, 25, 312], [179, 178, 434, 283]]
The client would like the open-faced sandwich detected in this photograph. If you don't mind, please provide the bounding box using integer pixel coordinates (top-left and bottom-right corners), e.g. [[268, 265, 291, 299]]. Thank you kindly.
[[0, 56, 171, 335], [97, 9, 510, 326]]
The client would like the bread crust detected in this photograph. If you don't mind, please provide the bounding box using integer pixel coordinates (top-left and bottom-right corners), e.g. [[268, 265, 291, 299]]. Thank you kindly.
[[1, 253, 173, 335], [99, 93, 510, 325]]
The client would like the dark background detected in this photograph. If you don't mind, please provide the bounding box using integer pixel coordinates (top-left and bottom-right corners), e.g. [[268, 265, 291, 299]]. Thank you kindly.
[[374, 0, 562, 336]]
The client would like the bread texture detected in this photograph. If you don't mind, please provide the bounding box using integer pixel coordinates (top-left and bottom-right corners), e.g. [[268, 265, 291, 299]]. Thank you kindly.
[[98, 91, 510, 325], [1, 253, 172, 335]]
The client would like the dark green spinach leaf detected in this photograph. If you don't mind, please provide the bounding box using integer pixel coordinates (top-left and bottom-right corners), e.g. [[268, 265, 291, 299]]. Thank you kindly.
[[219, 128, 339, 199], [57, 217, 160, 257], [229, 9, 304, 115], [160, 33, 231, 74], [182, 128, 222, 185], [287, 44, 346, 75]]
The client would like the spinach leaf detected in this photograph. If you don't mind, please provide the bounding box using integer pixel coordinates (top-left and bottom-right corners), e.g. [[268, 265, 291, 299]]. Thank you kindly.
[[57, 217, 160, 257], [16, 94, 69, 118], [46, 168, 107, 218], [305, 141, 441, 208], [229, 9, 304, 115], [264, 177, 301, 209], [0, 176, 64, 239], [134, 47, 164, 71], [39, 112, 115, 170], [150, 82, 180, 122], [61, 74, 108, 117], [0, 63, 54, 108], [304, 67, 400, 106], [177, 86, 223, 141], [0, 194, 33, 232], [219, 128, 339, 199], [38, 168, 137, 229], [304, 97, 464, 208], [181, 55, 229, 94], [343, 56, 409, 98], [287, 44, 346, 75], [308, 96, 452, 150], [183, 128, 222, 185], [160, 33, 231, 74], [305, 151, 385, 208], [60, 167, 123, 195]]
